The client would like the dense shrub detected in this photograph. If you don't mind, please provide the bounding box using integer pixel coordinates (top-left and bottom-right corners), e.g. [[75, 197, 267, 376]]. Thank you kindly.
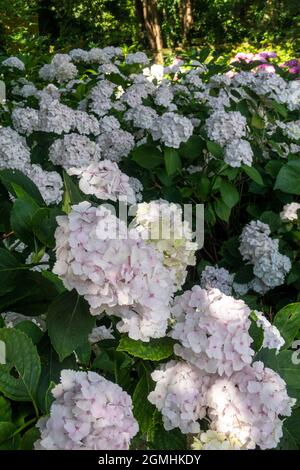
[[0, 47, 300, 450]]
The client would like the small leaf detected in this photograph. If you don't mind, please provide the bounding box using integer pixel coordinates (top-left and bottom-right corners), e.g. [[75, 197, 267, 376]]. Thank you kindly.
[[117, 336, 174, 361], [214, 199, 231, 222], [242, 164, 264, 186], [220, 179, 239, 209], [206, 140, 224, 158]]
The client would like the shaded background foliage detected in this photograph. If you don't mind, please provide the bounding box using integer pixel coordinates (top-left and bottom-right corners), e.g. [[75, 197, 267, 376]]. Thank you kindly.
[[0, 0, 299, 59]]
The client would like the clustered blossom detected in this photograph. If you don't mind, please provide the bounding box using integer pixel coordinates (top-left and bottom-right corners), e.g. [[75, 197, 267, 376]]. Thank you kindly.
[[23, 164, 63, 205], [224, 138, 254, 167], [170, 286, 254, 376], [125, 105, 158, 130], [280, 202, 300, 222], [150, 112, 194, 148], [239, 220, 291, 292], [1, 56, 25, 71], [88, 325, 114, 344], [0, 126, 30, 170], [96, 128, 135, 162], [205, 110, 247, 146], [191, 430, 244, 450], [125, 52, 149, 65], [35, 370, 139, 450], [254, 311, 285, 353], [67, 160, 139, 204], [53, 202, 175, 341], [148, 361, 211, 434], [149, 285, 294, 447], [39, 54, 78, 83], [200, 266, 234, 295], [132, 200, 197, 289], [49, 134, 102, 170], [207, 362, 295, 449]]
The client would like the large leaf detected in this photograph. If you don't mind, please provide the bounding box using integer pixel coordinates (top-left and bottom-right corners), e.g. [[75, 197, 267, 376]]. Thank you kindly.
[[47, 290, 95, 361], [278, 409, 300, 449], [133, 370, 156, 435], [0, 395, 11, 421], [0, 249, 22, 296], [0, 328, 41, 402], [31, 207, 62, 248], [164, 148, 181, 176], [0, 169, 44, 205], [206, 140, 224, 158], [275, 160, 300, 195], [62, 172, 85, 213], [117, 336, 174, 361], [10, 199, 39, 247], [274, 303, 300, 349], [132, 144, 163, 169], [0, 422, 19, 449], [219, 179, 239, 209], [0, 271, 59, 315], [255, 348, 300, 391]]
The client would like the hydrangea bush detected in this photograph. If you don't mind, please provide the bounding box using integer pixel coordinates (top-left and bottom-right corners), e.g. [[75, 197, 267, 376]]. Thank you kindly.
[[0, 47, 300, 450]]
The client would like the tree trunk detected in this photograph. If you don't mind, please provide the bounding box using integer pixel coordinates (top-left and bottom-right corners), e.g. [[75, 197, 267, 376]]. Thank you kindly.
[[140, 0, 164, 64], [182, 0, 193, 44], [38, 0, 59, 40]]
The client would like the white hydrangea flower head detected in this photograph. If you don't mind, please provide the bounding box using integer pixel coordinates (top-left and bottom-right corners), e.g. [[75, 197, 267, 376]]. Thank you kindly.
[[125, 105, 159, 130], [254, 311, 284, 353], [69, 49, 90, 63], [38, 99, 76, 135], [170, 286, 254, 376], [23, 164, 63, 205], [88, 325, 114, 344], [132, 200, 197, 289], [280, 202, 300, 222], [154, 83, 174, 108], [150, 112, 194, 148], [148, 360, 212, 434], [278, 120, 300, 141], [49, 134, 101, 170], [67, 160, 137, 204], [12, 107, 40, 135], [125, 52, 149, 65], [205, 110, 247, 146], [73, 111, 100, 136], [99, 115, 120, 133], [2, 311, 45, 331], [128, 177, 143, 202], [207, 362, 296, 449], [39, 54, 78, 83], [239, 220, 291, 290], [35, 370, 139, 450], [88, 80, 116, 117], [96, 128, 134, 162], [2, 56, 25, 71], [224, 139, 254, 167], [0, 126, 30, 170], [53, 202, 174, 341], [239, 220, 271, 261], [191, 430, 244, 450], [200, 266, 234, 295], [88, 48, 110, 63]]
